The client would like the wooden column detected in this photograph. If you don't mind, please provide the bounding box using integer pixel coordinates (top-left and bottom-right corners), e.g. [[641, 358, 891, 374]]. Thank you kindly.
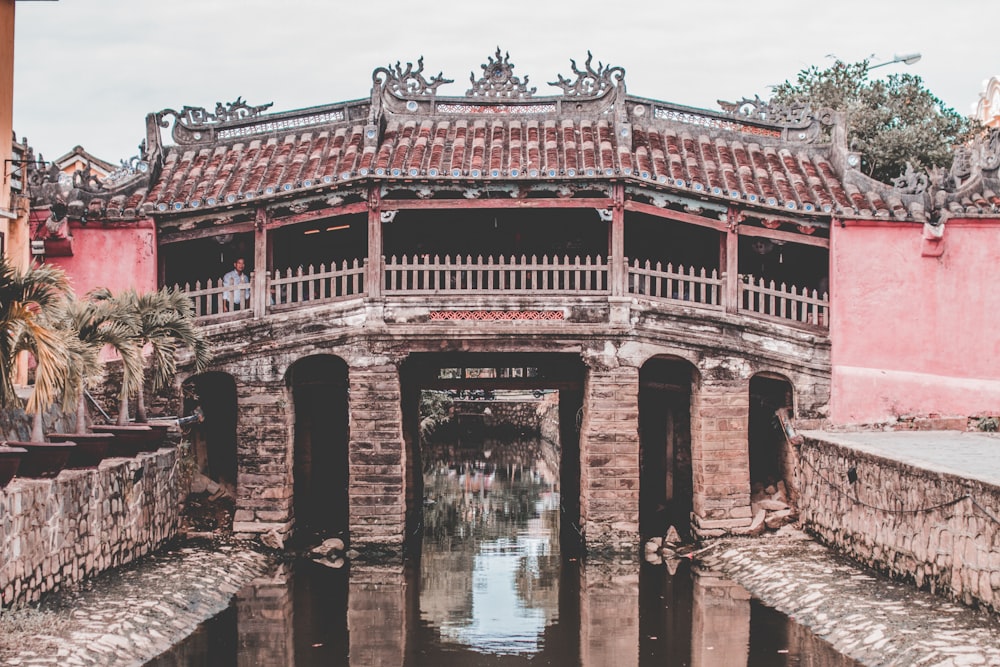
[[724, 206, 740, 314], [610, 183, 626, 297], [366, 185, 382, 300], [252, 206, 268, 318]]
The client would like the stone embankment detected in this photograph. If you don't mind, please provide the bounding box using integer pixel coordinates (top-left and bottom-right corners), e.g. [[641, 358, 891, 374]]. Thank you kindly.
[[797, 431, 1000, 614], [1, 449, 182, 608], [704, 529, 1000, 667], [0, 543, 270, 666]]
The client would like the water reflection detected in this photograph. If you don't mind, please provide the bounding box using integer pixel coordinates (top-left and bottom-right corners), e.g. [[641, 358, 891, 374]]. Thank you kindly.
[[148, 435, 860, 666]]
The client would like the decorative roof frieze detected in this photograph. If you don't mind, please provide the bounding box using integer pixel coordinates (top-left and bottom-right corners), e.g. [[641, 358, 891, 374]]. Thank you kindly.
[[549, 51, 625, 98], [372, 57, 453, 97], [467, 49, 536, 98]]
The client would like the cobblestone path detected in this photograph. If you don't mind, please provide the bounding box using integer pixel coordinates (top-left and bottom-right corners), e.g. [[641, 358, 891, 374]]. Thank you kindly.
[[0, 543, 270, 666], [703, 528, 1000, 667]]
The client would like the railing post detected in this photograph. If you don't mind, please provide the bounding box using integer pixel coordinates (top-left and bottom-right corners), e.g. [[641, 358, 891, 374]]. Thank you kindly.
[[253, 207, 269, 318]]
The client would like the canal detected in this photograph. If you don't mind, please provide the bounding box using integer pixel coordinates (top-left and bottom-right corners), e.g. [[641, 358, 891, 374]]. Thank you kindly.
[[147, 434, 859, 666]]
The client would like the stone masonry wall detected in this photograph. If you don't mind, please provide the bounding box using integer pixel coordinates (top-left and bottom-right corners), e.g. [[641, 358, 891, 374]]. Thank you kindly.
[[690, 380, 753, 537], [233, 380, 294, 541], [579, 364, 640, 551], [349, 360, 406, 550], [798, 436, 1000, 612], [0, 449, 181, 609]]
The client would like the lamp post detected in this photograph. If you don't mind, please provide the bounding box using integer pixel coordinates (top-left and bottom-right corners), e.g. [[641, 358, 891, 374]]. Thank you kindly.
[[869, 53, 921, 70]]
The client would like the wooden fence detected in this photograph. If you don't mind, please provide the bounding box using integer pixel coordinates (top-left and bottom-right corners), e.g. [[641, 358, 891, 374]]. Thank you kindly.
[[627, 260, 724, 309]]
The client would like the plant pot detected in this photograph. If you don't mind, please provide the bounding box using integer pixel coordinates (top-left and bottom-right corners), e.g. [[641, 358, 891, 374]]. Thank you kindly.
[[137, 420, 174, 446], [9, 441, 75, 478], [47, 432, 115, 468], [0, 445, 28, 488], [99, 425, 161, 456]]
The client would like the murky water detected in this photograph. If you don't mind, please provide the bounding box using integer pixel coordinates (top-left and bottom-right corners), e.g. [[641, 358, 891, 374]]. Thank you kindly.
[[148, 438, 859, 666]]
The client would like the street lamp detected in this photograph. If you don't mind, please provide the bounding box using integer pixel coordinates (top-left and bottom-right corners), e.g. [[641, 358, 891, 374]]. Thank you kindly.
[[869, 53, 921, 70]]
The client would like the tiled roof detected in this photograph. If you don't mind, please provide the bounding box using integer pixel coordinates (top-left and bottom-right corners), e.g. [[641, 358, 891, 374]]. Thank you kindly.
[[25, 53, 1000, 225]]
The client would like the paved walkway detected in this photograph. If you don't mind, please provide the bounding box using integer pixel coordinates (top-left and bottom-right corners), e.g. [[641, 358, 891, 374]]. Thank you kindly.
[[802, 430, 1000, 487], [705, 528, 1000, 667], [0, 543, 271, 667]]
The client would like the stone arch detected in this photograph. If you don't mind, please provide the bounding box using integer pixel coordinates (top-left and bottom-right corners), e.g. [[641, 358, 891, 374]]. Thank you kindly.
[[286, 354, 350, 541], [748, 372, 795, 505], [638, 355, 699, 538], [182, 372, 238, 493]]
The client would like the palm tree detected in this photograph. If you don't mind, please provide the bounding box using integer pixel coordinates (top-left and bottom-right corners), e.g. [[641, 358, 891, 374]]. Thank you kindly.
[[111, 288, 212, 424], [54, 290, 144, 434], [0, 257, 73, 442]]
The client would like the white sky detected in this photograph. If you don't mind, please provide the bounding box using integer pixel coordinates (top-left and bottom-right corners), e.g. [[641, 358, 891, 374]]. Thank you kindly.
[[11, 0, 996, 164]]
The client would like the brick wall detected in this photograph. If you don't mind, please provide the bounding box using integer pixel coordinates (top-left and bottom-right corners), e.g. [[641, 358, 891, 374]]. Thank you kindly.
[[0, 449, 181, 609], [799, 436, 1000, 612]]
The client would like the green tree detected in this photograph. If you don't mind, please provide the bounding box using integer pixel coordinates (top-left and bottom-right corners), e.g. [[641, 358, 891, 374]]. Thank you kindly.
[[54, 290, 144, 434], [769, 59, 977, 183], [0, 257, 73, 442], [111, 287, 212, 424]]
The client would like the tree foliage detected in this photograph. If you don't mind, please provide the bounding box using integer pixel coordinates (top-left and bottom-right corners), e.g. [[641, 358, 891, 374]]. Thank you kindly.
[[769, 59, 977, 183]]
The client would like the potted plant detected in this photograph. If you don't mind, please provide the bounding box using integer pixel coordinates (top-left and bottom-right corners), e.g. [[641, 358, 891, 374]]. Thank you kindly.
[[0, 257, 75, 479], [46, 291, 143, 465], [104, 288, 211, 452]]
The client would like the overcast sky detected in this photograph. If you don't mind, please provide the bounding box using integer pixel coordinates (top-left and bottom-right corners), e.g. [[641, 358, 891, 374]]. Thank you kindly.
[[11, 0, 996, 164]]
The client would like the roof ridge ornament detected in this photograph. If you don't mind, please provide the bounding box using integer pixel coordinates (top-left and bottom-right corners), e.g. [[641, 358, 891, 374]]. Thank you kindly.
[[372, 57, 454, 97], [157, 97, 274, 130], [467, 48, 536, 98], [154, 97, 274, 144], [550, 51, 625, 97], [717, 95, 834, 128]]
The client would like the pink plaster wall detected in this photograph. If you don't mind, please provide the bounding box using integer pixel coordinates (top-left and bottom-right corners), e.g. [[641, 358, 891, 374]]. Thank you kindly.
[[830, 219, 1000, 423], [48, 221, 158, 296]]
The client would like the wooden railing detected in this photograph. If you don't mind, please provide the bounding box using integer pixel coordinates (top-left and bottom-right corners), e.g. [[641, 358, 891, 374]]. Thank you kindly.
[[270, 260, 366, 309], [383, 254, 609, 294], [627, 260, 723, 309], [173, 276, 248, 321], [175, 255, 829, 331], [740, 275, 829, 328]]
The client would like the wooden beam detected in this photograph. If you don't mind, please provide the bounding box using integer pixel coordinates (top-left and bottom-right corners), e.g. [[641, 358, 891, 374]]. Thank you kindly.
[[738, 224, 829, 248], [382, 197, 614, 210], [625, 200, 729, 232], [158, 221, 255, 244], [268, 201, 368, 229]]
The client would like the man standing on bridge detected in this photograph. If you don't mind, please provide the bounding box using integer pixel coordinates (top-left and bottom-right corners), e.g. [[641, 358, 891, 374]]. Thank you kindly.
[[222, 257, 251, 311]]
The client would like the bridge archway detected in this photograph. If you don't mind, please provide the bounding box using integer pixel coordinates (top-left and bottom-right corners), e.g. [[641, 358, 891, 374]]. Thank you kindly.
[[399, 351, 586, 554], [639, 356, 697, 539], [748, 373, 794, 499], [287, 355, 350, 541], [182, 372, 238, 493]]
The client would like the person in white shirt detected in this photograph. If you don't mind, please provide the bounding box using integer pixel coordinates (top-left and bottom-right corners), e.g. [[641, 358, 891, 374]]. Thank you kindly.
[[222, 257, 251, 311]]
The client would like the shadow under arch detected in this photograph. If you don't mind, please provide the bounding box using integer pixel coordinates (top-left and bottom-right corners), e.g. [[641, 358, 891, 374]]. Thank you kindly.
[[748, 373, 795, 499], [639, 355, 698, 539], [182, 371, 238, 492], [286, 354, 350, 543]]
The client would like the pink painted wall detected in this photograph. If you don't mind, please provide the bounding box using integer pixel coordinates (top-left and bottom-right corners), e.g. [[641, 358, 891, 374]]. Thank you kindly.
[[830, 218, 1000, 423], [48, 221, 158, 296]]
